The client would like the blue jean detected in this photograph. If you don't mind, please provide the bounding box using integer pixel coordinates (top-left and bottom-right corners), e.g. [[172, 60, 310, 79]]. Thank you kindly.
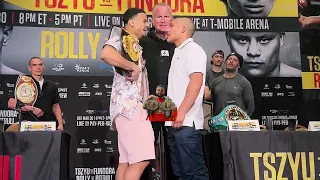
[[167, 126, 209, 180]]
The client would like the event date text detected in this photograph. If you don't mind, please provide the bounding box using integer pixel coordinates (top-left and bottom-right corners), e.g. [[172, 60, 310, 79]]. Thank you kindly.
[[35, 0, 95, 10], [34, 0, 205, 14]]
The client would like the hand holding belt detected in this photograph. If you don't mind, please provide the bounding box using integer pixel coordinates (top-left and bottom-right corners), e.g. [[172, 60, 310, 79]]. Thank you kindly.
[[143, 95, 159, 114], [143, 95, 177, 121], [15, 74, 38, 107], [109, 26, 140, 77]]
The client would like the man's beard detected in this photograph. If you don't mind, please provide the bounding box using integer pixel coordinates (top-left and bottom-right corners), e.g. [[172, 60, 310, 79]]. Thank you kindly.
[[226, 67, 237, 73], [156, 94, 164, 98]]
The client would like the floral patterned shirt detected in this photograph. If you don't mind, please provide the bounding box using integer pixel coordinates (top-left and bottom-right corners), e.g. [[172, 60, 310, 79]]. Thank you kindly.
[[104, 32, 149, 129]]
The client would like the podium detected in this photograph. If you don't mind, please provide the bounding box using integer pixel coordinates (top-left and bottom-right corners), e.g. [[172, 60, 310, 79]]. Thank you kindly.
[[0, 131, 70, 180], [203, 131, 320, 180]]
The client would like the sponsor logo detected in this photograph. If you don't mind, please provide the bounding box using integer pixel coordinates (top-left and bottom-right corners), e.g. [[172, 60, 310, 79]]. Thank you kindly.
[[93, 84, 99, 88], [81, 83, 87, 89], [105, 84, 112, 89], [106, 147, 114, 153], [52, 64, 64, 72], [160, 50, 169, 57], [261, 92, 273, 97], [92, 139, 99, 144], [94, 148, 102, 152], [104, 140, 111, 145], [269, 109, 290, 114], [86, 110, 95, 114], [78, 92, 91, 97], [285, 85, 293, 89], [95, 92, 103, 96], [270, 109, 278, 114], [279, 110, 290, 114], [80, 139, 86, 145], [277, 92, 284, 96], [6, 83, 14, 88], [75, 64, 90, 73], [288, 92, 295, 96], [77, 148, 90, 153]]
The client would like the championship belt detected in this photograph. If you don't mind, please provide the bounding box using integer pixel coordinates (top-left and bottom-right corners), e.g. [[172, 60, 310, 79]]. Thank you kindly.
[[14, 74, 38, 106], [143, 95, 177, 122], [208, 105, 250, 132], [109, 26, 140, 76]]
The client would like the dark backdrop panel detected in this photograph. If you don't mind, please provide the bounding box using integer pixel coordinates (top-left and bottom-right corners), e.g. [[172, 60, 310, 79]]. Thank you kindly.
[[0, 75, 117, 180], [300, 2, 320, 122], [248, 77, 304, 129]]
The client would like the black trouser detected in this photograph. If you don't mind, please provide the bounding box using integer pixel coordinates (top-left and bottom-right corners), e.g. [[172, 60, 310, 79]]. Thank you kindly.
[[141, 122, 176, 180]]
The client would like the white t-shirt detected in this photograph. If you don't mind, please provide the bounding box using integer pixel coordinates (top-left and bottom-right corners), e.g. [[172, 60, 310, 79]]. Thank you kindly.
[[38, 78, 44, 90], [165, 38, 207, 129]]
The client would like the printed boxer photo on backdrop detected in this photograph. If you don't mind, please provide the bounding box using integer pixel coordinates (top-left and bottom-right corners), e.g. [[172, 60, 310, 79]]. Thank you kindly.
[[225, 31, 301, 77], [0, 0, 20, 75], [220, 0, 275, 17]]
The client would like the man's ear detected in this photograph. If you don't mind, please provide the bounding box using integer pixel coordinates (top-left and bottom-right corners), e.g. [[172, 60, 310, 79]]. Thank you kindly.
[[279, 32, 285, 47], [128, 19, 135, 28], [181, 26, 186, 33], [2, 26, 13, 47]]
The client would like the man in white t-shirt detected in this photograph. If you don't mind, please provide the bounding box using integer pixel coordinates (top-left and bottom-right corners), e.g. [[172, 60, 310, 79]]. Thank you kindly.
[[165, 17, 209, 180]]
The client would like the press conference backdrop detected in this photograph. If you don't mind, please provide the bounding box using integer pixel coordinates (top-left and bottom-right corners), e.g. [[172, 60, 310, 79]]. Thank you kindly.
[[0, 0, 308, 179], [299, 1, 320, 122]]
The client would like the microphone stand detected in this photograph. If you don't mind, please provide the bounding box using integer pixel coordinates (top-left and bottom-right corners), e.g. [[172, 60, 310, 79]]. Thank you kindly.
[[16, 100, 40, 131]]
